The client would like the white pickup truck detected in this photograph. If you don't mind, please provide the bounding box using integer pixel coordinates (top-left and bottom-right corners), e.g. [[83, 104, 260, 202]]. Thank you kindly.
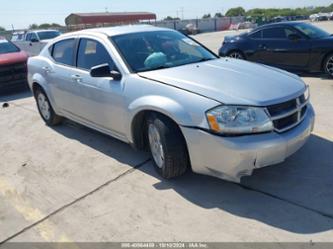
[[12, 30, 61, 56]]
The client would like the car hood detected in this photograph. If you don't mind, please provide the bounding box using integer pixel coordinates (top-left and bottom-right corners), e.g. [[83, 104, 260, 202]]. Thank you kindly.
[[0, 51, 28, 66], [138, 58, 306, 106]]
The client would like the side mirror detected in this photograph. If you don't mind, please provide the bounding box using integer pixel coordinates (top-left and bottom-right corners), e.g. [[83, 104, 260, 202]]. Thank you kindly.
[[90, 63, 122, 80], [110, 70, 122, 81], [288, 34, 301, 41]]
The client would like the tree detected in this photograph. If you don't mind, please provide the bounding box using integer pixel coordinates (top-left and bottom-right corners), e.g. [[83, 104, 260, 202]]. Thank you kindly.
[[202, 13, 211, 19], [28, 23, 63, 30], [0, 26, 5, 31], [225, 7, 246, 17], [29, 24, 38, 29], [164, 16, 180, 21], [38, 23, 62, 29], [214, 12, 223, 18]]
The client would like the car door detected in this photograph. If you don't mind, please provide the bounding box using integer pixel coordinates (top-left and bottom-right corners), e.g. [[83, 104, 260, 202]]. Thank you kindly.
[[258, 26, 311, 69], [47, 38, 82, 113], [68, 37, 126, 135], [27, 32, 41, 56], [246, 30, 264, 62]]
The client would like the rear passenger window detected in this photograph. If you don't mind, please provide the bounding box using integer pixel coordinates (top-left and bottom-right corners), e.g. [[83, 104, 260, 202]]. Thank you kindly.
[[52, 39, 75, 66], [77, 39, 115, 70], [263, 28, 287, 39]]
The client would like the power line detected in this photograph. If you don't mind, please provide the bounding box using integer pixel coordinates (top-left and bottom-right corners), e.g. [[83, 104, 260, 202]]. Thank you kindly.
[[180, 7, 184, 19]]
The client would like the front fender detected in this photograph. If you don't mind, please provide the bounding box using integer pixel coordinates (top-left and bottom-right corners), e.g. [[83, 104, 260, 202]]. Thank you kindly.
[[126, 95, 195, 143], [128, 95, 193, 124]]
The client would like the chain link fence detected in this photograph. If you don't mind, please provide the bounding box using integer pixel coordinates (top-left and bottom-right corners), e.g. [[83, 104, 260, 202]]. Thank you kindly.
[[0, 16, 246, 40]]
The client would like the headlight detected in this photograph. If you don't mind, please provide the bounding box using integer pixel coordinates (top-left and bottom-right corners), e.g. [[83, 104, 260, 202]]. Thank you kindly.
[[304, 85, 310, 101], [206, 106, 274, 135]]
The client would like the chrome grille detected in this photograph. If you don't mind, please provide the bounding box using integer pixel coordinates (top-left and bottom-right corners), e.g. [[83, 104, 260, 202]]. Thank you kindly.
[[266, 94, 308, 133]]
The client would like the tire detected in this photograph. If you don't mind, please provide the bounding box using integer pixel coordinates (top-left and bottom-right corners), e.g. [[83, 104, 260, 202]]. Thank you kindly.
[[227, 50, 245, 60], [34, 87, 63, 126], [323, 53, 333, 78], [146, 113, 189, 179]]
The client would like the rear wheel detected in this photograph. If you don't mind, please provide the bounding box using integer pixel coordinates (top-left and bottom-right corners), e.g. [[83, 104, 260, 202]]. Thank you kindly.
[[146, 113, 189, 179], [227, 51, 245, 60], [324, 53, 333, 77], [35, 88, 62, 126]]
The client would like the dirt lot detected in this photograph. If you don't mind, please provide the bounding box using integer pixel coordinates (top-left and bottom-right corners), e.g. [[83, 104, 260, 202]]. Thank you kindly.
[[0, 22, 333, 243]]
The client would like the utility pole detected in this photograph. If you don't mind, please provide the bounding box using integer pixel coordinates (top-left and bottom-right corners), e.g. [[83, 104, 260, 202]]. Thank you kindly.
[[180, 7, 184, 20]]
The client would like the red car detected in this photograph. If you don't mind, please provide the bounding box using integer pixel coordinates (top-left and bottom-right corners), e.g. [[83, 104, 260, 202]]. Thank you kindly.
[[0, 37, 28, 92]]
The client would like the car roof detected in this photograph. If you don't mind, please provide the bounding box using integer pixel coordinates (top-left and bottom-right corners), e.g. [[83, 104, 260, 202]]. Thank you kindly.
[[65, 24, 172, 38], [28, 29, 59, 33], [255, 21, 304, 30], [247, 21, 307, 35]]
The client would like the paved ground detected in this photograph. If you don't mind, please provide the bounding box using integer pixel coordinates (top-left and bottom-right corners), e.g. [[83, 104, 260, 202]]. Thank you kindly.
[[0, 22, 333, 243]]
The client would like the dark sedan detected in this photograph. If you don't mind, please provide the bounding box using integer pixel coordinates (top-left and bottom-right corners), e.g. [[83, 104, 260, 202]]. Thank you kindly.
[[219, 22, 333, 77], [0, 38, 28, 92]]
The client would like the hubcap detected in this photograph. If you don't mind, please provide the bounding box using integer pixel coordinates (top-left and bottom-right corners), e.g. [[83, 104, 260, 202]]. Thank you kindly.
[[326, 56, 333, 76], [148, 124, 165, 168], [37, 92, 51, 120], [229, 52, 243, 59]]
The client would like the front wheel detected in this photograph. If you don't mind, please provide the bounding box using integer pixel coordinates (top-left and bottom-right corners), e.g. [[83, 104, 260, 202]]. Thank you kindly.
[[35, 88, 63, 126], [324, 53, 333, 77], [227, 51, 245, 60], [146, 114, 189, 179]]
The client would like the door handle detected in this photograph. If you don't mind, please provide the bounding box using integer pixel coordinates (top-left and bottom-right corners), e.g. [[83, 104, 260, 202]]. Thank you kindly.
[[71, 74, 82, 83]]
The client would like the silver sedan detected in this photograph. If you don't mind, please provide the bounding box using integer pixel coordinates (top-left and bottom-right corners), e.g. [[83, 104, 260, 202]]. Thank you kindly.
[[28, 25, 315, 182]]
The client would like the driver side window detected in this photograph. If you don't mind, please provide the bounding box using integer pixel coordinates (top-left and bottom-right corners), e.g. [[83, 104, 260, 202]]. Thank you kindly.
[[77, 38, 115, 71], [30, 33, 38, 41], [25, 33, 31, 41]]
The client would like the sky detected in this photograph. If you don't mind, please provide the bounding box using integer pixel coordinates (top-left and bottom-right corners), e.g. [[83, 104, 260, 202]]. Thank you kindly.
[[0, 0, 332, 30]]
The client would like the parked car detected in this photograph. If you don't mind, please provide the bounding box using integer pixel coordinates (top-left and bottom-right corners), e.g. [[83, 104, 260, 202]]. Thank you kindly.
[[270, 16, 288, 23], [180, 23, 199, 35], [0, 37, 28, 91], [309, 14, 329, 22], [11, 31, 26, 42], [238, 21, 257, 30], [13, 30, 60, 56], [28, 25, 314, 182], [219, 22, 333, 77]]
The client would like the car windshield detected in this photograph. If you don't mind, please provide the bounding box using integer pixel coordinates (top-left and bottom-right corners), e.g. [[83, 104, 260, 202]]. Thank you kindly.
[[293, 23, 330, 39], [110, 31, 217, 73], [0, 40, 20, 54], [37, 31, 61, 40]]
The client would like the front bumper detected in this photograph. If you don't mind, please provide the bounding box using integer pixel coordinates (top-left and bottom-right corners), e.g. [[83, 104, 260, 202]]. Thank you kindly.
[[181, 104, 315, 182]]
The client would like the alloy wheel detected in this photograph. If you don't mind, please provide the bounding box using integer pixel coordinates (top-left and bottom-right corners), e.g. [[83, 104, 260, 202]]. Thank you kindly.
[[326, 56, 333, 76], [37, 92, 51, 121], [148, 123, 165, 168], [228, 52, 244, 59]]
